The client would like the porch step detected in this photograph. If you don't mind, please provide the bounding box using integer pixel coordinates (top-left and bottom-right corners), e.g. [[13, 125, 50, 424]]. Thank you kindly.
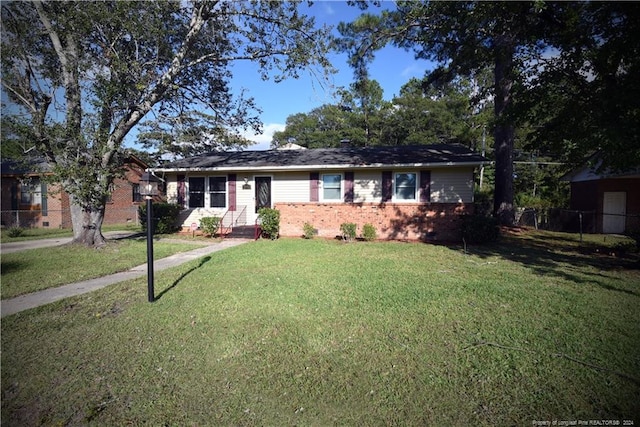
[[225, 225, 259, 239]]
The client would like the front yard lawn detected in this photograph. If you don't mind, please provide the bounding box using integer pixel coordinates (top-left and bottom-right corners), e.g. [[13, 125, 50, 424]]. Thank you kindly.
[[0, 238, 205, 299], [1, 231, 638, 425]]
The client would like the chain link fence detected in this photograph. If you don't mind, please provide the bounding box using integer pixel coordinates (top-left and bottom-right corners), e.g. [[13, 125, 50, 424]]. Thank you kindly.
[[516, 207, 639, 235]]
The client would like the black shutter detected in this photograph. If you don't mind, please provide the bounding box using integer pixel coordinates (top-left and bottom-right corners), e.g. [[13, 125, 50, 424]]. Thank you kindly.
[[310, 172, 319, 202], [228, 174, 236, 210], [344, 171, 354, 203], [177, 174, 186, 207], [382, 171, 392, 202], [420, 170, 431, 203]]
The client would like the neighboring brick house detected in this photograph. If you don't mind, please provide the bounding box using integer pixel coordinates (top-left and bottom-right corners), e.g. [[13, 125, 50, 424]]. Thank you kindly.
[[562, 160, 640, 234], [1, 156, 151, 229], [153, 144, 486, 241]]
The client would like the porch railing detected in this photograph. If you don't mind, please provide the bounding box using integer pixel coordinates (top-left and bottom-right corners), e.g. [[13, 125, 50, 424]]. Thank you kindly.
[[219, 205, 247, 238]]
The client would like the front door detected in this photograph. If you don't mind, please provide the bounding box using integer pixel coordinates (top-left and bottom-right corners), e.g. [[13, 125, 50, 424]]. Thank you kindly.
[[603, 191, 626, 234], [255, 176, 272, 213]]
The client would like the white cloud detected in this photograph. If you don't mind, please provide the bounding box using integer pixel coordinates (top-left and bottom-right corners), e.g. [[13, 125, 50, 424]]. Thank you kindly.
[[401, 64, 423, 78], [242, 123, 286, 150], [323, 3, 335, 15]]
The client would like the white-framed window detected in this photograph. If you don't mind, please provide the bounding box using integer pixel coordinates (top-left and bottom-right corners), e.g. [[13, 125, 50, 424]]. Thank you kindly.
[[321, 173, 342, 201], [188, 176, 227, 208], [394, 172, 417, 201], [209, 176, 226, 208], [188, 177, 206, 208], [20, 178, 42, 205]]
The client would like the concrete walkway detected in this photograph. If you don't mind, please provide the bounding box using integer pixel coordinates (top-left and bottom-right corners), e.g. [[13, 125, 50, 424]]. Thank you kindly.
[[0, 231, 142, 254], [1, 237, 250, 317]]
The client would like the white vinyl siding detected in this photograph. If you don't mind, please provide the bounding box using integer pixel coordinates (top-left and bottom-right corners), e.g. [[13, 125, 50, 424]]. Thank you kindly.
[[354, 171, 381, 203], [430, 168, 474, 203], [272, 172, 309, 203]]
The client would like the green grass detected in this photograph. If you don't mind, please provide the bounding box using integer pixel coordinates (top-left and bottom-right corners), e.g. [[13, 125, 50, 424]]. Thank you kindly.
[[1, 232, 639, 425], [0, 238, 204, 299], [0, 223, 141, 243]]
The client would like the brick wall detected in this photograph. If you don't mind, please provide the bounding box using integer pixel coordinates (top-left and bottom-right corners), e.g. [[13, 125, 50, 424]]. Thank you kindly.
[[274, 202, 472, 242], [1, 159, 149, 229], [104, 164, 146, 225]]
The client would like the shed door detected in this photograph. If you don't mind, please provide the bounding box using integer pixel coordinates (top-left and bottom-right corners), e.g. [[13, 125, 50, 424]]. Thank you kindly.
[[255, 177, 272, 213], [603, 191, 626, 234]]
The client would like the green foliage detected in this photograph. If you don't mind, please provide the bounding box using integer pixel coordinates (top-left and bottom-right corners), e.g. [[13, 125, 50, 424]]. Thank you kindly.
[[361, 223, 377, 241], [302, 222, 317, 239], [473, 189, 494, 217], [340, 222, 357, 242], [6, 227, 24, 238], [138, 203, 181, 235], [1, 1, 332, 245], [258, 208, 280, 240], [199, 217, 221, 237], [461, 215, 500, 244], [271, 75, 491, 150], [522, 2, 640, 173]]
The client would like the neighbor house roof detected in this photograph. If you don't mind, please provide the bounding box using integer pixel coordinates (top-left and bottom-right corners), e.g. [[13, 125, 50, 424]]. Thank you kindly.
[[560, 156, 640, 183], [0, 157, 52, 176], [1, 154, 148, 177], [154, 144, 487, 173]]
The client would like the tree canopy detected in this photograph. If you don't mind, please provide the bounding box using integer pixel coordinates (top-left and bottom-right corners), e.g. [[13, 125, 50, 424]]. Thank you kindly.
[[337, 1, 639, 225], [1, 0, 332, 245], [521, 1, 640, 173], [272, 75, 491, 149]]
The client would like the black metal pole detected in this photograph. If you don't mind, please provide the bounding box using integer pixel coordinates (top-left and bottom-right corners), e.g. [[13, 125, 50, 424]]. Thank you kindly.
[[146, 197, 155, 302]]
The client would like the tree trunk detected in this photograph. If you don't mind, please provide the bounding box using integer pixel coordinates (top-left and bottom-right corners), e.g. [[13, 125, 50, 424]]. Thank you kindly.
[[69, 194, 107, 246], [492, 35, 516, 226]]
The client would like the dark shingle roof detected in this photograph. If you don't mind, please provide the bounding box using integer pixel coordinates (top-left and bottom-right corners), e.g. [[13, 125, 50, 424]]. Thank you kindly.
[[155, 144, 486, 172], [0, 157, 52, 176]]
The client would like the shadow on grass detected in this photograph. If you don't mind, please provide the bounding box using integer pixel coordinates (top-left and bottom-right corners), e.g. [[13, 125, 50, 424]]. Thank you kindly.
[[155, 256, 212, 300], [0, 260, 25, 275], [464, 232, 640, 297]]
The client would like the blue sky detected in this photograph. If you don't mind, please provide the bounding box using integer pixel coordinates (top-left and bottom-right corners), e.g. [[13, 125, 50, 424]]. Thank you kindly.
[[1, 1, 434, 153], [229, 1, 435, 150]]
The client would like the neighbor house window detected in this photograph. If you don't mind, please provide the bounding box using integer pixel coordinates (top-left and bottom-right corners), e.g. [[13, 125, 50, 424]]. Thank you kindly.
[[132, 184, 142, 202], [394, 172, 417, 200], [20, 178, 41, 205], [189, 177, 205, 208], [322, 174, 342, 200], [105, 183, 115, 203], [209, 176, 227, 208]]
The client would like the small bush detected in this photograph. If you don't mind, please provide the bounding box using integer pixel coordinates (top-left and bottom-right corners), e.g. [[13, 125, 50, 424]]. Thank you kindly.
[[139, 203, 182, 234], [626, 229, 640, 250], [461, 214, 500, 244], [340, 222, 357, 242], [473, 190, 493, 217], [361, 223, 377, 241], [200, 216, 221, 237], [302, 222, 317, 239], [6, 226, 24, 238], [258, 208, 280, 240]]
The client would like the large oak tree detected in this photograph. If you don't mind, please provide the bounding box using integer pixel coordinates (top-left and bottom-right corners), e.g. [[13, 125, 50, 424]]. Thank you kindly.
[[1, 0, 331, 246]]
